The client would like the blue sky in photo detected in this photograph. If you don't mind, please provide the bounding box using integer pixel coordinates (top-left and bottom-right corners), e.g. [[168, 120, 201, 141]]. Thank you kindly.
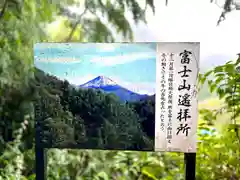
[[34, 43, 157, 95]]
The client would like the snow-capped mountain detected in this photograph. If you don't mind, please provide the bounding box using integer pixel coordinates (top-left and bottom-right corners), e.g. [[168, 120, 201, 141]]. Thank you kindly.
[[80, 75, 117, 87], [79, 76, 149, 102]]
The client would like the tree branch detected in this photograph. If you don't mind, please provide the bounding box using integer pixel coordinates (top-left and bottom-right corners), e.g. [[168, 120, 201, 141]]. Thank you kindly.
[[0, 0, 8, 20], [66, 7, 88, 42], [217, 0, 233, 25]]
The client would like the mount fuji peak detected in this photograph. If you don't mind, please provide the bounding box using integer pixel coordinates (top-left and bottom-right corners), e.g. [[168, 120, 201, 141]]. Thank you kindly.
[[79, 76, 149, 102], [80, 76, 117, 88]]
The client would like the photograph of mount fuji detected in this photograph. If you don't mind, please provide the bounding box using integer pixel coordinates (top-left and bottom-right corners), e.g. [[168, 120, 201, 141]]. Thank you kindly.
[[34, 43, 156, 151]]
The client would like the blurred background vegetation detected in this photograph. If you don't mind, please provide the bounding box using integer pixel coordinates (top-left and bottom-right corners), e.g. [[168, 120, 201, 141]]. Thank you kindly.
[[0, 0, 240, 179]]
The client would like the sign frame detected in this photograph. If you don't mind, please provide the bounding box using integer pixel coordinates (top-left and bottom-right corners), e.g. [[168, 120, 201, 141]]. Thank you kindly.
[[34, 42, 200, 180]]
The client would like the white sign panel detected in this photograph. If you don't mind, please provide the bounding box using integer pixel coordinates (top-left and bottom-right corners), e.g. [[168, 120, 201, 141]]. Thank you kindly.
[[155, 42, 200, 153]]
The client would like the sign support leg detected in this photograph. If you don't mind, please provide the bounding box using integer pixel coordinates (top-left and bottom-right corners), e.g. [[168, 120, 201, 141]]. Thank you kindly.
[[36, 147, 47, 180], [184, 153, 196, 180]]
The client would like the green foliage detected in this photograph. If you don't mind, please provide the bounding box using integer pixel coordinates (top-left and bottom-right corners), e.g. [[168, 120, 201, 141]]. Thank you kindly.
[[197, 58, 240, 179], [58, 0, 155, 42], [199, 58, 240, 124], [1, 0, 240, 179]]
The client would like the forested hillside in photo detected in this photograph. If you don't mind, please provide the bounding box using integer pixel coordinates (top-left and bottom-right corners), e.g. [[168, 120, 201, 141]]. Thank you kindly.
[[34, 68, 155, 151], [0, 0, 240, 180]]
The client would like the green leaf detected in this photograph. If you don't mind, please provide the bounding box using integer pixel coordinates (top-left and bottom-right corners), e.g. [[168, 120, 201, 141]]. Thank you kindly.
[[204, 70, 213, 78], [214, 66, 224, 73], [235, 58, 240, 66], [225, 64, 235, 74], [215, 76, 224, 84], [210, 83, 217, 93], [208, 80, 213, 86], [142, 165, 160, 180], [200, 76, 207, 85], [217, 88, 225, 99]]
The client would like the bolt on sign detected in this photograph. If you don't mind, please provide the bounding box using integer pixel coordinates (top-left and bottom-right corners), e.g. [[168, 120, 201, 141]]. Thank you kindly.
[[155, 42, 200, 153], [34, 42, 199, 153]]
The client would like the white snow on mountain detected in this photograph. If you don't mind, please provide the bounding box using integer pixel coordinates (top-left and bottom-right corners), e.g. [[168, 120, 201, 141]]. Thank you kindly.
[[79, 75, 150, 102], [80, 76, 117, 87], [68, 74, 155, 95]]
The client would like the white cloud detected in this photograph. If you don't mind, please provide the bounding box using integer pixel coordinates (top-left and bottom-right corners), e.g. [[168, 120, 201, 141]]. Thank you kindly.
[[35, 57, 81, 63], [133, 0, 240, 59], [94, 43, 118, 52], [68, 0, 240, 60], [90, 52, 155, 66]]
